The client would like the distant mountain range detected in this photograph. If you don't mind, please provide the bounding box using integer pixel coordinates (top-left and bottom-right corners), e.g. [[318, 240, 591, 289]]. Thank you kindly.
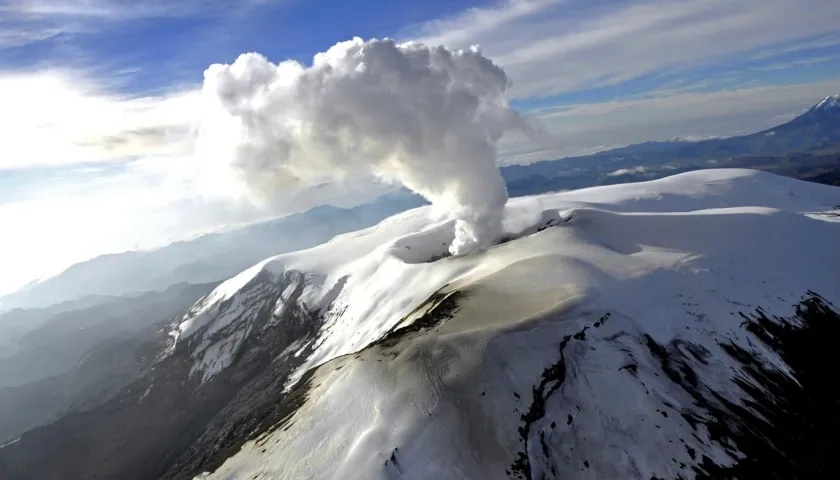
[[0, 193, 425, 312], [2, 95, 838, 313], [0, 282, 215, 443], [503, 94, 840, 185], [612, 93, 840, 159]]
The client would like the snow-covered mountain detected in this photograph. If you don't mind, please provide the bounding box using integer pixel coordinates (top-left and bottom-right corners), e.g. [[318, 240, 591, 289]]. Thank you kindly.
[[183, 168, 840, 480], [814, 94, 840, 112], [2, 169, 839, 480]]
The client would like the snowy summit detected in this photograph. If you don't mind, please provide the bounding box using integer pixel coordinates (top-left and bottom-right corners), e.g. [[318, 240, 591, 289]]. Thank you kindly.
[[159, 169, 840, 480], [814, 94, 840, 110]]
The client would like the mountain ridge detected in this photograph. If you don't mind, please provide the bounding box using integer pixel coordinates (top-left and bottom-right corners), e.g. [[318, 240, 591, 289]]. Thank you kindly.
[[610, 93, 840, 157], [0, 193, 424, 312]]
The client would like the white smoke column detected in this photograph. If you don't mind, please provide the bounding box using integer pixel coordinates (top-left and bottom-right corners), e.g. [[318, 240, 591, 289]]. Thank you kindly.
[[197, 37, 531, 255]]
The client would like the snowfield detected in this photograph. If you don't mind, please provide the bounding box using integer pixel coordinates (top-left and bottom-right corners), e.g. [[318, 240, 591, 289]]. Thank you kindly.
[[174, 169, 840, 479]]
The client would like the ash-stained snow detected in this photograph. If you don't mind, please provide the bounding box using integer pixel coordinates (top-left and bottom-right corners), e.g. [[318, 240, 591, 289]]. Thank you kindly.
[[171, 169, 840, 479]]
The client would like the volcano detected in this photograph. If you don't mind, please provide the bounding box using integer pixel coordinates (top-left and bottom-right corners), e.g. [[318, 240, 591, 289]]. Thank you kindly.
[[2, 169, 839, 480]]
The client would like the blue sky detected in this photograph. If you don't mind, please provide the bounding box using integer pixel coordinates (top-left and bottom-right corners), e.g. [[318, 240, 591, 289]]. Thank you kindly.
[[1, 0, 840, 293]]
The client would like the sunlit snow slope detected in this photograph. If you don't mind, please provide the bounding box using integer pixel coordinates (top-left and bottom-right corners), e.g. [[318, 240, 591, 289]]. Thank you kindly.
[[176, 169, 840, 480]]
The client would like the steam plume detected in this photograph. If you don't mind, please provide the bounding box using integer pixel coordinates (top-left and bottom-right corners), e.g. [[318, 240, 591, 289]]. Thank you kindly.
[[197, 37, 531, 254]]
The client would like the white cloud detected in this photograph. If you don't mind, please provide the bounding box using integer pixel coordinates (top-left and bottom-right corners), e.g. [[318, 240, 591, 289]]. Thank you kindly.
[[0, 71, 201, 169], [2, 0, 237, 21], [755, 54, 840, 72], [407, 0, 840, 99], [409, 0, 562, 48], [5, 0, 174, 19], [0, 24, 65, 48], [0, 0, 183, 49], [0, 0, 283, 50], [607, 166, 648, 177], [0, 61, 399, 293], [750, 34, 840, 60]]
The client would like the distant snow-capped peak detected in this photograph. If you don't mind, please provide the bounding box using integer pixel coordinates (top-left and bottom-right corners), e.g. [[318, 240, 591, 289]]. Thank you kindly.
[[814, 94, 840, 110], [666, 134, 720, 142]]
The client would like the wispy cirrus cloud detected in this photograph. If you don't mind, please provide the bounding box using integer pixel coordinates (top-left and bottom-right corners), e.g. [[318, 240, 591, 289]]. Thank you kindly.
[[0, 0, 181, 50], [756, 54, 840, 72], [750, 34, 840, 61], [4, 0, 189, 19], [0, 0, 267, 22], [0, 0, 283, 52], [405, 0, 840, 99], [409, 0, 562, 48]]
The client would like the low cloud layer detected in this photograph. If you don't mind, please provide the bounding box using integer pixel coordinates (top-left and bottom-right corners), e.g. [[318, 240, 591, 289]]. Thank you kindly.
[[197, 37, 533, 254]]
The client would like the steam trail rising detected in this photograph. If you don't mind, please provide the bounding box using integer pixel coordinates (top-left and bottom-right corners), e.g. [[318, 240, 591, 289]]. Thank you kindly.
[[197, 37, 531, 254]]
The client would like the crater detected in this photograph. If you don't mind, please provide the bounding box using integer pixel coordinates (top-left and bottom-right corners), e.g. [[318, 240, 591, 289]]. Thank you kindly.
[[388, 209, 573, 264]]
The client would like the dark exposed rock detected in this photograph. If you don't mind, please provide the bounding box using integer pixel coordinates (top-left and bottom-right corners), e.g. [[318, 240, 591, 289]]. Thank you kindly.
[[505, 294, 840, 480], [694, 293, 840, 479], [509, 314, 610, 480], [374, 290, 461, 348], [642, 293, 840, 480]]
